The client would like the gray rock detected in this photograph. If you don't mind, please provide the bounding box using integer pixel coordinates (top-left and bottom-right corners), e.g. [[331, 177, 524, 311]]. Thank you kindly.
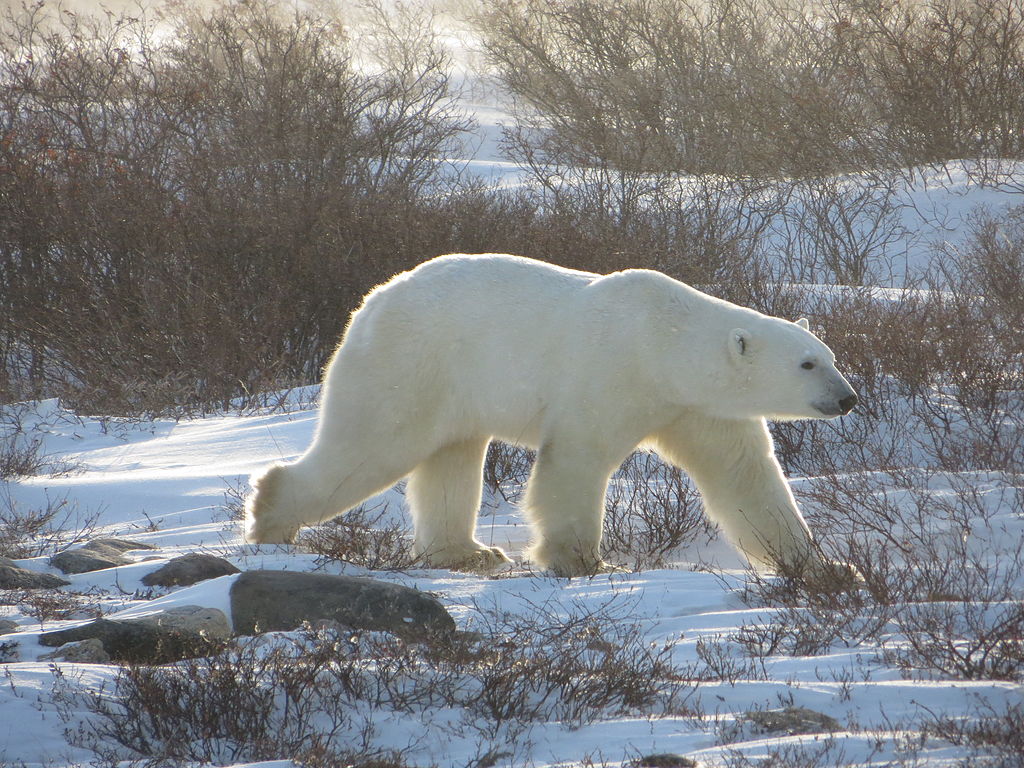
[[38, 637, 111, 664], [634, 755, 698, 768], [0, 557, 70, 589], [141, 553, 239, 588], [0, 640, 18, 662], [39, 610, 224, 664], [230, 570, 456, 641], [743, 706, 840, 735], [50, 538, 156, 574], [131, 605, 232, 640], [0, 618, 17, 635]]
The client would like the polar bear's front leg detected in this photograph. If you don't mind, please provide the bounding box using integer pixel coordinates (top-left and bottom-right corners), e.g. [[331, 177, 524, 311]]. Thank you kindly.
[[524, 441, 619, 577], [407, 439, 512, 571], [655, 415, 823, 575]]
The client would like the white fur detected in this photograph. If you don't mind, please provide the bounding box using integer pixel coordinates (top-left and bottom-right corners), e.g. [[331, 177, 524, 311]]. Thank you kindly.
[[245, 253, 857, 576]]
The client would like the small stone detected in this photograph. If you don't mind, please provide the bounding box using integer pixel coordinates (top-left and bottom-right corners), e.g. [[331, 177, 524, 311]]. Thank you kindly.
[[0, 640, 19, 662], [141, 554, 239, 588], [229, 570, 456, 641], [50, 538, 156, 574], [634, 755, 698, 768], [38, 638, 111, 664], [82, 538, 154, 555], [743, 706, 840, 735], [0, 557, 70, 589]]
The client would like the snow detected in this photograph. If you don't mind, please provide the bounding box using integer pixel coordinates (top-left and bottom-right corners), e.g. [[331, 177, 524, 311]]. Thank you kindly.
[[2, 389, 1022, 767]]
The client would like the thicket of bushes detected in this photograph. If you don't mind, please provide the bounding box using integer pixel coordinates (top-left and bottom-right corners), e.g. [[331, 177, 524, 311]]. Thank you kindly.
[[481, 0, 1024, 177], [0, 0, 470, 412], [4, 0, 1024, 412]]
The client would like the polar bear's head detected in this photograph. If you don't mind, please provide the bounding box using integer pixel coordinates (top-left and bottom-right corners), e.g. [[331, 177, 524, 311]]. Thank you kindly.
[[728, 316, 858, 421]]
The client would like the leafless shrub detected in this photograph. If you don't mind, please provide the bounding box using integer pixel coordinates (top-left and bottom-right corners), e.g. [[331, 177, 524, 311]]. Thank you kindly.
[[300, 502, 419, 571], [478, 0, 852, 177], [217, 477, 249, 522], [0, 488, 96, 559], [74, 600, 696, 764], [603, 452, 714, 570], [884, 594, 1024, 682], [953, 207, 1024, 328], [75, 630, 410, 766], [771, 175, 912, 285], [926, 701, 1024, 767], [692, 634, 769, 684], [0, 432, 43, 481], [721, 739, 875, 768], [483, 441, 534, 504], [732, 466, 1024, 682], [461, 598, 696, 728], [482, 445, 714, 570], [4, 587, 102, 625], [0, 403, 80, 480], [848, 0, 1024, 172]]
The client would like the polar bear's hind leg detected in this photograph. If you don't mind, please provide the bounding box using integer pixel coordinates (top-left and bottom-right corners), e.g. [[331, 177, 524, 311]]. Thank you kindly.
[[244, 463, 303, 543], [245, 442, 424, 546]]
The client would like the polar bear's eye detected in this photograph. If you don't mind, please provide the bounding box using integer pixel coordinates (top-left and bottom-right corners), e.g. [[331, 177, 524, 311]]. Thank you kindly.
[[801, 361, 815, 370]]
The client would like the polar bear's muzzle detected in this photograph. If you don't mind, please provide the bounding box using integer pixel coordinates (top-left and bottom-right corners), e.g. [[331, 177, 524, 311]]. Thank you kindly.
[[813, 387, 858, 417]]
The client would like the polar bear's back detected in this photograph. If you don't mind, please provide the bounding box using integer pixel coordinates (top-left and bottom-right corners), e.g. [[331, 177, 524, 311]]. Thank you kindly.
[[327, 254, 601, 442], [349, 254, 596, 350], [387, 252, 597, 311]]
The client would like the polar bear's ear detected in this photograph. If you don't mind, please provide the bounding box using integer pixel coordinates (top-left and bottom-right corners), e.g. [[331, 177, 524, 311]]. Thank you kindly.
[[730, 328, 750, 359], [796, 317, 810, 330]]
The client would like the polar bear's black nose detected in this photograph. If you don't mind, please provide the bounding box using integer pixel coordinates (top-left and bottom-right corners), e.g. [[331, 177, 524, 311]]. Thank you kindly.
[[838, 393, 858, 414]]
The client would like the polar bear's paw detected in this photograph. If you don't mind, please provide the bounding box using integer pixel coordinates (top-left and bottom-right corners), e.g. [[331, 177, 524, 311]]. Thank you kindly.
[[548, 559, 627, 578], [532, 543, 627, 578], [425, 544, 512, 573], [793, 557, 864, 594], [243, 507, 299, 545], [244, 464, 301, 544]]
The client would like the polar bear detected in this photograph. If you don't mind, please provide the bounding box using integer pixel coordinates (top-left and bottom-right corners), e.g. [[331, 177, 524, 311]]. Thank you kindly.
[[245, 253, 857, 577]]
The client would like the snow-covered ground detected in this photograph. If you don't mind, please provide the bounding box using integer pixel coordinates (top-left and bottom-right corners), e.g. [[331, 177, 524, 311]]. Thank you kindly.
[[2, 387, 1022, 767]]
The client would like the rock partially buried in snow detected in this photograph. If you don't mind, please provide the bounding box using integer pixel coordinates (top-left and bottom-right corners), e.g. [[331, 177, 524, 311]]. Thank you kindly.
[[50, 538, 157, 574], [0, 557, 70, 589], [141, 553, 240, 587], [742, 706, 840, 736], [229, 570, 456, 641], [38, 637, 111, 664], [633, 755, 698, 768], [38, 605, 230, 664], [0, 618, 17, 635]]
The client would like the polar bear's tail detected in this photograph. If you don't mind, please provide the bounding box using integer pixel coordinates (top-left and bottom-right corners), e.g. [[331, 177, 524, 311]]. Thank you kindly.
[[244, 463, 301, 544]]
